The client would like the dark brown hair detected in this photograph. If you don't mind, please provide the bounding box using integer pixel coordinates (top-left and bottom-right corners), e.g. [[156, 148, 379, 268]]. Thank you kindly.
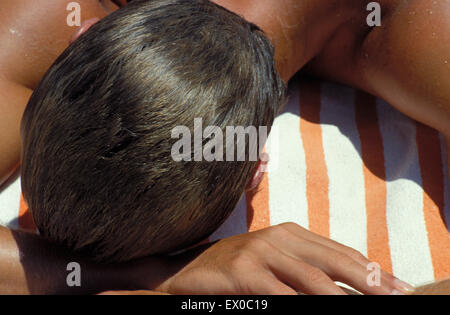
[[21, 0, 286, 262]]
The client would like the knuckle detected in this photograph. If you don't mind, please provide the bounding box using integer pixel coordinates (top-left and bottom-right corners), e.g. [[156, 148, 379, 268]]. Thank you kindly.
[[329, 250, 353, 267], [267, 224, 291, 239], [344, 248, 366, 261], [305, 267, 326, 284], [278, 222, 301, 230], [245, 237, 271, 252], [234, 278, 254, 295], [229, 251, 258, 273], [275, 222, 305, 235]]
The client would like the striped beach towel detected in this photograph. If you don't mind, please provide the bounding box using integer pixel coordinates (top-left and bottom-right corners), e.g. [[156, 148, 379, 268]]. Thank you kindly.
[[0, 78, 449, 287], [210, 78, 450, 286]]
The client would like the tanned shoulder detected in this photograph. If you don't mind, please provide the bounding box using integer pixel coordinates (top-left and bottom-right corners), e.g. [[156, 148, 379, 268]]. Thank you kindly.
[[0, 0, 116, 88], [0, 0, 118, 185]]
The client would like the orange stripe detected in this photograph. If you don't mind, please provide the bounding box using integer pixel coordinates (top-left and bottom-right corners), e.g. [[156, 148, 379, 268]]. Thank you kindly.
[[18, 194, 36, 231], [298, 80, 329, 238], [246, 171, 270, 232], [415, 122, 450, 280], [354, 91, 392, 273]]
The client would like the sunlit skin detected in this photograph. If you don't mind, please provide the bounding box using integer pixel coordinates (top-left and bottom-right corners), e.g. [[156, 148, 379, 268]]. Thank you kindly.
[[0, 0, 447, 294], [1, 0, 448, 185], [216, 0, 450, 162]]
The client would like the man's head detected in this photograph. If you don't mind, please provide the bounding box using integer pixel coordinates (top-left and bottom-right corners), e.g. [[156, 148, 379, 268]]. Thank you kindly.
[[21, 0, 285, 262]]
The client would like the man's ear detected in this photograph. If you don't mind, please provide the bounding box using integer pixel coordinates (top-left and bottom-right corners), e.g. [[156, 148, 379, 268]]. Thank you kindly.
[[246, 153, 269, 191], [69, 17, 100, 44]]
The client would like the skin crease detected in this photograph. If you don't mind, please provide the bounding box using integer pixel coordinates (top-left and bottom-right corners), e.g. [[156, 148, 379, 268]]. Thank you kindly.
[[0, 0, 447, 294]]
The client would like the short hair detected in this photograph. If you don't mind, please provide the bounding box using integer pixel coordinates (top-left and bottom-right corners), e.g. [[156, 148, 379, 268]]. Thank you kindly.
[[21, 0, 286, 262]]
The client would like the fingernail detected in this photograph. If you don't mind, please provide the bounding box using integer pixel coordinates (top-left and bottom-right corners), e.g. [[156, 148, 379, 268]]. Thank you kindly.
[[393, 279, 415, 294]]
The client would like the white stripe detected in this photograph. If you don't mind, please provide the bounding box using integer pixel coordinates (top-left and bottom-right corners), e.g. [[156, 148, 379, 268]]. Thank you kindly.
[[0, 175, 21, 229], [209, 194, 248, 241], [439, 134, 450, 231], [266, 85, 309, 228], [377, 100, 434, 285], [320, 83, 368, 257]]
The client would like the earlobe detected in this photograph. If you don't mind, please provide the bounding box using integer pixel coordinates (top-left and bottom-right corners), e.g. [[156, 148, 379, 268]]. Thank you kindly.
[[69, 17, 101, 44], [246, 153, 269, 191]]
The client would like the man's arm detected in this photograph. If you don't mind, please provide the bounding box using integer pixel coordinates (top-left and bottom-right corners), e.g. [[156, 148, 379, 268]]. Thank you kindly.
[[0, 221, 410, 295], [306, 0, 450, 170], [0, 0, 119, 185], [0, 81, 31, 186], [360, 0, 450, 172], [357, 0, 450, 140], [0, 225, 176, 294], [312, 2, 449, 141]]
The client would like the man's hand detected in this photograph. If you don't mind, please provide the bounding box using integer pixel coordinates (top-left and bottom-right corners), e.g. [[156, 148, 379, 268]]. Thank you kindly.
[[154, 223, 413, 295], [0, 221, 413, 295]]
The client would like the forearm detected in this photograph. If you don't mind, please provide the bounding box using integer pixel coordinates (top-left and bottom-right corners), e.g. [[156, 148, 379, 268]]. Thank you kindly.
[[0, 81, 31, 186], [0, 225, 174, 294]]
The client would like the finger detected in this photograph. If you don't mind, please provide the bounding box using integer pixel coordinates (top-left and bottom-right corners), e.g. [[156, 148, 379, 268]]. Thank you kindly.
[[261, 233, 387, 294], [277, 223, 404, 291], [278, 223, 370, 265], [240, 273, 298, 295], [266, 252, 347, 295], [288, 241, 396, 295]]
